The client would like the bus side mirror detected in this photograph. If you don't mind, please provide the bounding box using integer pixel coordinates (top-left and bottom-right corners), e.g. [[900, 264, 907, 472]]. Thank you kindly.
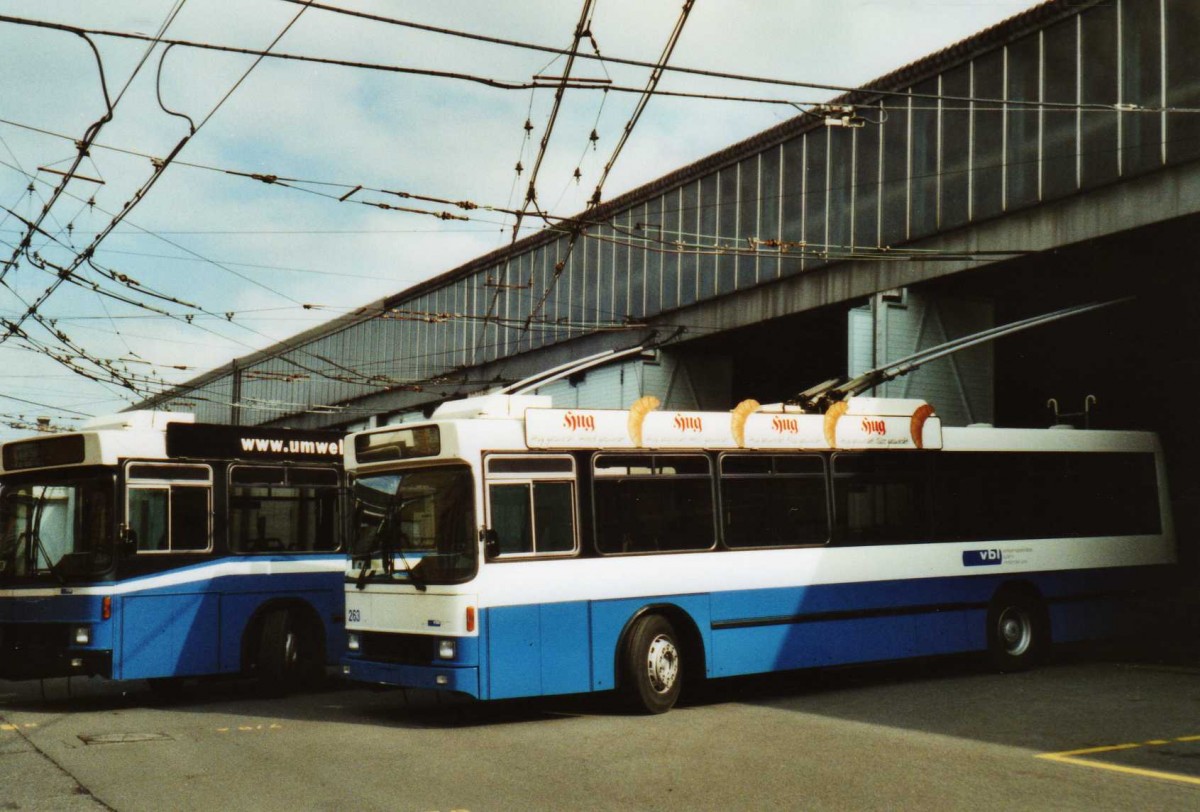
[[119, 524, 138, 556], [483, 528, 500, 559]]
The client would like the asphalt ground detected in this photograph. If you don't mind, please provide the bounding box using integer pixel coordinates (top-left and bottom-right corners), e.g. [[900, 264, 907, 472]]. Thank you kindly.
[[2, 638, 1198, 811]]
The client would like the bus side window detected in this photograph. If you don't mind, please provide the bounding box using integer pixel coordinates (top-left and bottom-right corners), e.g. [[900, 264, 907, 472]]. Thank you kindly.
[[129, 488, 168, 551], [831, 452, 930, 545], [125, 463, 213, 554], [592, 453, 715, 555], [484, 456, 577, 558], [489, 483, 533, 555], [720, 454, 829, 548], [229, 466, 340, 554], [127, 484, 210, 552]]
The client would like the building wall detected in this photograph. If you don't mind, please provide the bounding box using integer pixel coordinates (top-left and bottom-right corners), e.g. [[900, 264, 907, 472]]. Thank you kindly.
[[849, 289, 994, 426], [142, 1, 1200, 429]]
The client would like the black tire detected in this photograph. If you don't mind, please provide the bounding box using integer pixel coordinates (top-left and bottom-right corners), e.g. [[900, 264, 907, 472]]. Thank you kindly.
[[622, 614, 683, 714], [986, 591, 1047, 672], [256, 609, 323, 696]]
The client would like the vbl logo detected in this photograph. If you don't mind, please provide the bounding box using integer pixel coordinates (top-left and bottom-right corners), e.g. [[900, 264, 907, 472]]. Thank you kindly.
[[963, 549, 1003, 567]]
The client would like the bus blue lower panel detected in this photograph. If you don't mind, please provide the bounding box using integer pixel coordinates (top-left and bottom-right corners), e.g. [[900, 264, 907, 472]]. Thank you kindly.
[[350, 564, 1171, 699], [1, 557, 344, 682], [485, 602, 594, 699], [119, 593, 221, 680]]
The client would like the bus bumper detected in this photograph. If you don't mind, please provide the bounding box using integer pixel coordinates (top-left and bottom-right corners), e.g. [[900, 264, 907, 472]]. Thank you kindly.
[[341, 657, 480, 698], [0, 624, 113, 680]]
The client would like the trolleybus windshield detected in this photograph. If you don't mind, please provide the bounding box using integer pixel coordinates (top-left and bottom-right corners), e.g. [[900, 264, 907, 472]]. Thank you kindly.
[[350, 465, 476, 584], [0, 472, 115, 580]]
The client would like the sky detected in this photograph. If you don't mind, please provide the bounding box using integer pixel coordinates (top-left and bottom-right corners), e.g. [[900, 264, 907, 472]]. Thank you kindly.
[[0, 0, 1043, 440]]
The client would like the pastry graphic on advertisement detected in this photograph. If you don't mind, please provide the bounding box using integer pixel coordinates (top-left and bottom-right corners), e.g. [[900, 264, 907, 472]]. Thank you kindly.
[[627, 395, 660, 446], [730, 399, 760, 448]]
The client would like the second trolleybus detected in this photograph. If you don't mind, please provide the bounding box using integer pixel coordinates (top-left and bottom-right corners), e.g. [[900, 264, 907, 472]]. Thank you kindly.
[[0, 412, 345, 694]]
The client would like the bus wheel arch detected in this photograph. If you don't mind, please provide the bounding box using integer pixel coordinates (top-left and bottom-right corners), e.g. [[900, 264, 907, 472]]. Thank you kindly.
[[986, 582, 1049, 672], [242, 599, 326, 694], [615, 605, 706, 714]]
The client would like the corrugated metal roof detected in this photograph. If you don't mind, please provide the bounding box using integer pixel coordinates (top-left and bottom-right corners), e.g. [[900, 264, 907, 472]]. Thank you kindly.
[[139, 0, 1090, 408]]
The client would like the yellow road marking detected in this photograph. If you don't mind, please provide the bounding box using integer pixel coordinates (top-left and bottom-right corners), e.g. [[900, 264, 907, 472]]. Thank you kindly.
[[216, 724, 282, 733], [1038, 735, 1200, 787]]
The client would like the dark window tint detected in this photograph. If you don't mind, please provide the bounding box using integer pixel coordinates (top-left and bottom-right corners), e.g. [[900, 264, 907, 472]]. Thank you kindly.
[[172, 487, 210, 550], [230, 483, 339, 553], [129, 485, 210, 552], [933, 452, 1161, 540], [128, 464, 210, 481], [720, 455, 828, 548], [832, 452, 931, 544], [593, 454, 714, 554], [230, 467, 286, 485], [488, 481, 576, 557], [490, 484, 532, 554], [487, 457, 574, 475]]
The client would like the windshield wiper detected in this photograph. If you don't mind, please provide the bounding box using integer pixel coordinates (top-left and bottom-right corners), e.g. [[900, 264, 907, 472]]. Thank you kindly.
[[29, 492, 65, 585], [380, 499, 426, 592], [354, 498, 426, 591]]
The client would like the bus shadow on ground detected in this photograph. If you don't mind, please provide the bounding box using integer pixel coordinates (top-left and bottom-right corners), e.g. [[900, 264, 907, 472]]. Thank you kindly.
[[3, 635, 1197, 737], [709, 634, 1200, 754]]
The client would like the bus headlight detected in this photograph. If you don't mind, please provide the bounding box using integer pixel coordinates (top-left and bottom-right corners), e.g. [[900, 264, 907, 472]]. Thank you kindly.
[[347, 632, 361, 652], [73, 626, 91, 645], [438, 639, 456, 660]]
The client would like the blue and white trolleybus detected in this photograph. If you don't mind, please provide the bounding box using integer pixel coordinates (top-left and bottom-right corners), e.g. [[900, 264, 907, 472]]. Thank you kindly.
[[0, 412, 345, 693], [341, 390, 1174, 713]]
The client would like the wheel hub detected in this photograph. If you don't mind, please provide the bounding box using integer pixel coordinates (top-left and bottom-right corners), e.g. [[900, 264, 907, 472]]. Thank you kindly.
[[998, 608, 1031, 655], [645, 634, 679, 693]]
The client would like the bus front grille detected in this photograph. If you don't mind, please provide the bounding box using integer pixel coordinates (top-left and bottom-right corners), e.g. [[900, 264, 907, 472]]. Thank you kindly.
[[359, 632, 435, 665]]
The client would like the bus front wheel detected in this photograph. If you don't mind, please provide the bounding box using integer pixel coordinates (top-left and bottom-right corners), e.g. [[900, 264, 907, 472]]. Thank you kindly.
[[986, 591, 1046, 672], [622, 614, 682, 714]]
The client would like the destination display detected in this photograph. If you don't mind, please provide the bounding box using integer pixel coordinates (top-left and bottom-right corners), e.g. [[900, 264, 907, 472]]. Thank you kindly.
[[1, 434, 86, 471], [166, 422, 345, 461]]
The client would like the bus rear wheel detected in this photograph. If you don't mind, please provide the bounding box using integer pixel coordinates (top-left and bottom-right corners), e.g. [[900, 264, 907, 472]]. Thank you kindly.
[[622, 614, 682, 714], [986, 591, 1046, 672], [256, 608, 322, 695]]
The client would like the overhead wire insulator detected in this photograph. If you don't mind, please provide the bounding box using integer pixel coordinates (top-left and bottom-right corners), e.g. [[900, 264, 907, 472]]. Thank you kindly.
[[524, 118, 534, 133], [573, 167, 582, 183], [515, 161, 524, 175], [589, 129, 599, 149]]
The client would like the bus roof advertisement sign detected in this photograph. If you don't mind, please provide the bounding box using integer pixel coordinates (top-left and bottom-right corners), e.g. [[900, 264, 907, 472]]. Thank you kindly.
[[741, 413, 829, 449], [526, 409, 634, 448], [641, 411, 735, 448], [835, 414, 942, 449]]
